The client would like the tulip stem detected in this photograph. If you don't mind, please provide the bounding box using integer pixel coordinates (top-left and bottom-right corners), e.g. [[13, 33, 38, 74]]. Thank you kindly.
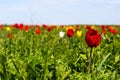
[[88, 47, 92, 74]]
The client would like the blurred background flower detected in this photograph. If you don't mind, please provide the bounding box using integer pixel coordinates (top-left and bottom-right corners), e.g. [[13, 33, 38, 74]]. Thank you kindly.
[[67, 29, 74, 37], [76, 31, 82, 37], [59, 31, 65, 38], [6, 26, 11, 31]]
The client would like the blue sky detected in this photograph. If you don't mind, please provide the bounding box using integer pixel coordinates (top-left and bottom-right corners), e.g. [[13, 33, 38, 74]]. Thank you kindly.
[[0, 0, 120, 25]]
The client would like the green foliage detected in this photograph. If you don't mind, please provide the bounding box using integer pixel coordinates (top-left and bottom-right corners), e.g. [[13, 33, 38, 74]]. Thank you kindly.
[[0, 26, 120, 80]]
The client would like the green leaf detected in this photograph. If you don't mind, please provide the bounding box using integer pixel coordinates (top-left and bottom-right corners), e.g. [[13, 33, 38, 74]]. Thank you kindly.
[[97, 53, 111, 71], [115, 56, 119, 63]]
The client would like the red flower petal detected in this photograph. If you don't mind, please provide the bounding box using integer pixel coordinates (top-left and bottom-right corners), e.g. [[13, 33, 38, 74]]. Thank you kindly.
[[85, 29, 101, 48]]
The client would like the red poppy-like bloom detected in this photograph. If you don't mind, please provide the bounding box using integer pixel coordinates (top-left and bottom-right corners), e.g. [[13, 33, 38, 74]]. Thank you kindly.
[[107, 27, 117, 34], [24, 26, 29, 31], [101, 25, 106, 29], [110, 29, 117, 34], [36, 29, 40, 34], [47, 27, 51, 32], [106, 25, 110, 29], [13, 23, 19, 28], [7, 34, 13, 39], [107, 27, 113, 32], [43, 24, 47, 28], [101, 29, 106, 34], [85, 25, 91, 30], [67, 29, 74, 37], [85, 29, 101, 48], [19, 23, 24, 30]]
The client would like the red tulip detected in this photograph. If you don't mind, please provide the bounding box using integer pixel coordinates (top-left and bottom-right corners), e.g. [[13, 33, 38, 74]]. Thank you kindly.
[[107, 27, 117, 34], [43, 24, 47, 28], [7, 34, 13, 39], [19, 23, 24, 30], [110, 29, 117, 34], [47, 27, 51, 32], [85, 29, 101, 48], [85, 25, 91, 30], [24, 26, 29, 31], [101, 25, 106, 29], [36, 29, 40, 34], [67, 29, 74, 37], [13, 23, 19, 28], [106, 25, 110, 29], [108, 27, 113, 32], [101, 29, 106, 34]]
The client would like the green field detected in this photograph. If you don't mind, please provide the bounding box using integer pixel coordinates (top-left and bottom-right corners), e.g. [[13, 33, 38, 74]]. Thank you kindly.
[[0, 24, 120, 80]]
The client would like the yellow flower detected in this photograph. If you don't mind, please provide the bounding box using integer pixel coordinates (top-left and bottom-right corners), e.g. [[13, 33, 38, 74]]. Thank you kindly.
[[65, 26, 68, 31], [6, 27, 11, 31], [91, 25, 96, 29], [56, 26, 59, 29], [84, 25, 86, 28], [76, 31, 82, 37]]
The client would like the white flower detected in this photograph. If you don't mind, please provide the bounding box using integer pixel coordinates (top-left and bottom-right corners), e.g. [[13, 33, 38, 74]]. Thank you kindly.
[[59, 31, 65, 38]]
